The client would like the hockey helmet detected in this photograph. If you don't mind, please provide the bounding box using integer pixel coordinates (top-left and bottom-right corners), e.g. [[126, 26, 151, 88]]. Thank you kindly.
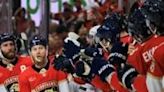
[[141, 0, 164, 35], [96, 14, 120, 44], [128, 9, 153, 43], [0, 33, 15, 45], [29, 35, 47, 50]]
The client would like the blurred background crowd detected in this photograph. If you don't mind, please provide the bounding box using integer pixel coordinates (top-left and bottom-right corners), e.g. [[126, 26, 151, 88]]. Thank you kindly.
[[5, 0, 138, 56]]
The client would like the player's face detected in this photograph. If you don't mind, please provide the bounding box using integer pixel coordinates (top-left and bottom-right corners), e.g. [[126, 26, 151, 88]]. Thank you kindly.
[[31, 45, 47, 64], [0, 41, 16, 59], [100, 38, 112, 50]]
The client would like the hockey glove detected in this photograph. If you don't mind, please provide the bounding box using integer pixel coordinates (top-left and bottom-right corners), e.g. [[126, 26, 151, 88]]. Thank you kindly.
[[109, 42, 128, 65], [91, 57, 115, 81], [54, 55, 75, 73], [117, 64, 138, 90]]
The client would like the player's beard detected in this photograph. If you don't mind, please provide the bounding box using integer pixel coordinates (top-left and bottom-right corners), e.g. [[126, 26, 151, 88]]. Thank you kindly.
[[2, 49, 16, 60]]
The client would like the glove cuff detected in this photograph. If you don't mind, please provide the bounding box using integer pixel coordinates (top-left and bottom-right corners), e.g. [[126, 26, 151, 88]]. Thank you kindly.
[[121, 68, 138, 89], [98, 64, 115, 81], [109, 52, 127, 61]]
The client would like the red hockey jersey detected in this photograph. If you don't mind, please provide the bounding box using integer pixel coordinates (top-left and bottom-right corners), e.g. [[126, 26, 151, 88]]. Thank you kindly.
[[152, 39, 164, 76], [128, 35, 164, 76], [18, 64, 67, 92], [128, 44, 146, 74], [0, 56, 32, 91]]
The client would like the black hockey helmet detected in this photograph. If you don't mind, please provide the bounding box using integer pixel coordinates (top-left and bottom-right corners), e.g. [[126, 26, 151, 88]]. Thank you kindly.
[[96, 14, 120, 44], [29, 35, 47, 50], [128, 9, 153, 43], [141, 0, 164, 35], [0, 33, 15, 45]]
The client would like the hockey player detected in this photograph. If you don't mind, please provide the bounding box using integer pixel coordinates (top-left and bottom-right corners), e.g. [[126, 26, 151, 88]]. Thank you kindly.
[[128, 8, 164, 92], [141, 0, 164, 68], [0, 33, 32, 92], [18, 35, 69, 92], [141, 0, 164, 91], [94, 14, 121, 60], [76, 16, 129, 92]]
